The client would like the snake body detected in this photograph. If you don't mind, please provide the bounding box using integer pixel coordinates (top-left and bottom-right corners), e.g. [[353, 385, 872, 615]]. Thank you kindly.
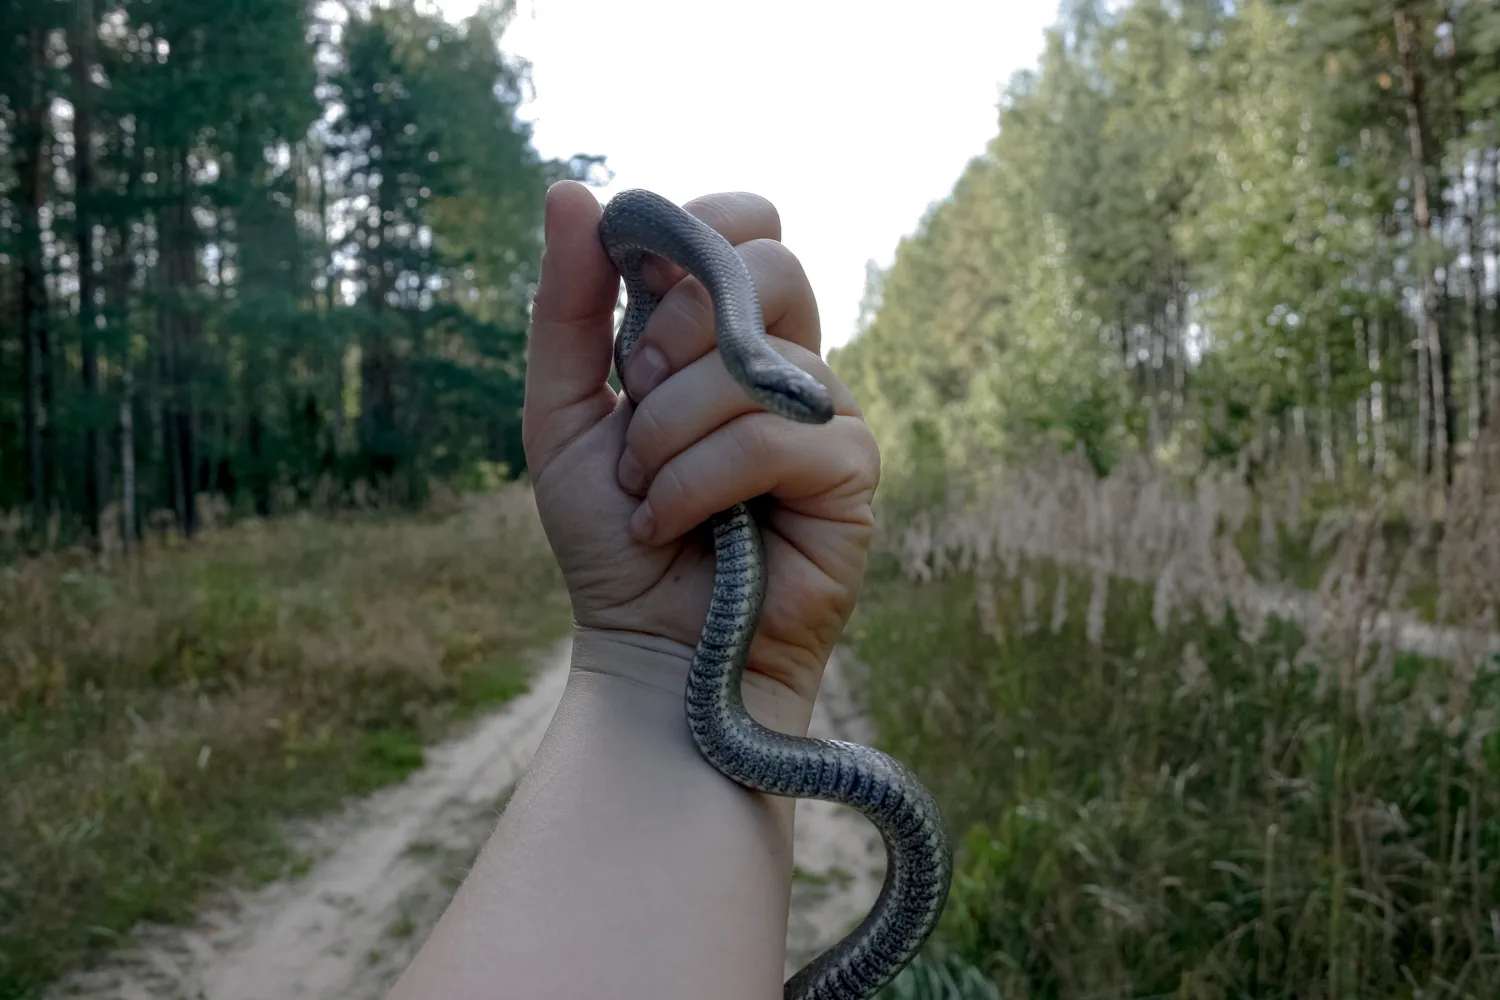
[[598, 189, 953, 1000]]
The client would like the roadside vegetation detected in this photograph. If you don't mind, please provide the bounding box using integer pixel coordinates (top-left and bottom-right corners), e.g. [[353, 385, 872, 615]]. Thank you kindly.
[[866, 436, 1500, 998], [841, 2, 1500, 994], [0, 486, 568, 999]]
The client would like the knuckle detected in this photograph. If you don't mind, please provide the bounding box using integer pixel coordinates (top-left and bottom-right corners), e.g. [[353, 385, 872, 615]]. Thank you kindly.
[[626, 398, 671, 467], [652, 460, 701, 524], [688, 192, 781, 240], [653, 279, 714, 345], [742, 237, 807, 285], [733, 415, 777, 466]]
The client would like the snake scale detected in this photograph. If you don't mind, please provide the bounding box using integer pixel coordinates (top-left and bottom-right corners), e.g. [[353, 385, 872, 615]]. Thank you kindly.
[[598, 188, 953, 1000]]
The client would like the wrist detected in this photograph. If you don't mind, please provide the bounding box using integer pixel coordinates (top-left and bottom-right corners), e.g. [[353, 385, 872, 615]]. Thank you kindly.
[[569, 625, 818, 739]]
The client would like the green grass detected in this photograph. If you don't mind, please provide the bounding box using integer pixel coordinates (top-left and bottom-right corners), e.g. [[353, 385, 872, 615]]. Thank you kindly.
[[881, 955, 1003, 1000], [792, 865, 856, 889], [0, 488, 569, 1000], [855, 563, 1500, 999], [453, 661, 534, 719]]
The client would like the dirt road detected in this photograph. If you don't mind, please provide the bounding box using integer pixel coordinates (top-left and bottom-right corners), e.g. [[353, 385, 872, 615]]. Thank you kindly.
[[48, 639, 885, 1000]]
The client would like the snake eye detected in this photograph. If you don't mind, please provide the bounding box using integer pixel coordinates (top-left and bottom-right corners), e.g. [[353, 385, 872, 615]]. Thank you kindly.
[[751, 366, 836, 425]]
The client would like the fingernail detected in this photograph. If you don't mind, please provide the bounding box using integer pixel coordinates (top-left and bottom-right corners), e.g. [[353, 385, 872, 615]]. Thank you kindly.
[[617, 451, 646, 494], [630, 501, 655, 543], [627, 345, 669, 397], [544, 181, 577, 247]]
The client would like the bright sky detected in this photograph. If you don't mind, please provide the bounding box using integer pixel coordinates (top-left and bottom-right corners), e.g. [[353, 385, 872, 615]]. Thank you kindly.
[[436, 0, 1063, 350]]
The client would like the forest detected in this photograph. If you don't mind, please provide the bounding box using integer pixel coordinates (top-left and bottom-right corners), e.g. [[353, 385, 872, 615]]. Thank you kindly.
[[0, 0, 601, 552], [832, 0, 1500, 510], [8, 0, 1499, 545]]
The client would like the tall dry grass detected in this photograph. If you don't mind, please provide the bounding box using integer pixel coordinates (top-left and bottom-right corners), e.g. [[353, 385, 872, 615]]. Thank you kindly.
[[0, 485, 568, 1000], [865, 427, 1500, 999]]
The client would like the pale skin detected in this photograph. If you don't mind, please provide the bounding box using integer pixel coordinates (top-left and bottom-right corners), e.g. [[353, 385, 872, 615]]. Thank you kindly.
[[384, 180, 881, 1000]]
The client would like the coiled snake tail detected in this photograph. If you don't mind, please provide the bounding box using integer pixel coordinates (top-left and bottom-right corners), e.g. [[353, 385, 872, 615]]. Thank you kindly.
[[599, 188, 953, 1000]]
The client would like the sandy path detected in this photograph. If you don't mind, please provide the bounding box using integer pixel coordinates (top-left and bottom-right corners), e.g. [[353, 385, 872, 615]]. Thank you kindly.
[[785, 649, 885, 978], [48, 639, 574, 1000], [47, 640, 885, 1000]]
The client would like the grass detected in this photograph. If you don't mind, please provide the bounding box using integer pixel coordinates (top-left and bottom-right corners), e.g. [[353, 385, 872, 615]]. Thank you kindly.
[[882, 955, 1003, 1000], [855, 431, 1500, 999], [792, 865, 856, 889], [856, 566, 1500, 998], [0, 486, 569, 1000]]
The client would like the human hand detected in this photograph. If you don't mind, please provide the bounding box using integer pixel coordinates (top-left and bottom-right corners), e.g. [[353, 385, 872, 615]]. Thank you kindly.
[[521, 181, 879, 726]]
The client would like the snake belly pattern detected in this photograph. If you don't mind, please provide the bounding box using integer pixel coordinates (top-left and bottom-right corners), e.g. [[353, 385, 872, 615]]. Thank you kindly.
[[598, 188, 953, 1000]]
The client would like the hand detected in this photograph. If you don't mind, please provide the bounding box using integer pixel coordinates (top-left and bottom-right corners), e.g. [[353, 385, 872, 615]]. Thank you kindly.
[[522, 181, 879, 724]]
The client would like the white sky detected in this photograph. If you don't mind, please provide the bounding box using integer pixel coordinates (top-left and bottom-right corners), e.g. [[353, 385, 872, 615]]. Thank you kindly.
[[436, 0, 1063, 349]]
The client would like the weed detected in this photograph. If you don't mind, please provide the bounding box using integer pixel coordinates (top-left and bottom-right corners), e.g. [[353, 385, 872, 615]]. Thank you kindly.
[[0, 485, 568, 999], [861, 428, 1500, 997]]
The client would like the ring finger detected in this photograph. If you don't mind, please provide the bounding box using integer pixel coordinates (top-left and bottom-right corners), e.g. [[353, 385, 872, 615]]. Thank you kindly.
[[618, 343, 859, 497], [629, 413, 879, 547]]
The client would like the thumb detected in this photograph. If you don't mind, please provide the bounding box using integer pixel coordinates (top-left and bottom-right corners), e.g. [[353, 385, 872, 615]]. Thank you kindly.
[[523, 180, 621, 477]]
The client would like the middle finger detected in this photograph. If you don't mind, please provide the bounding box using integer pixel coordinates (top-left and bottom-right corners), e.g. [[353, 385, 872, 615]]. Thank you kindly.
[[622, 237, 823, 401], [617, 341, 860, 497]]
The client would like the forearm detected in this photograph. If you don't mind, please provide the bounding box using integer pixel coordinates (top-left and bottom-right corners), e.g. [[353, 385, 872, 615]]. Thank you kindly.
[[385, 627, 817, 1000]]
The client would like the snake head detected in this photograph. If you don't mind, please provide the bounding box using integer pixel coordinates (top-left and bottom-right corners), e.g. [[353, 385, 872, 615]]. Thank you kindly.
[[749, 363, 837, 425]]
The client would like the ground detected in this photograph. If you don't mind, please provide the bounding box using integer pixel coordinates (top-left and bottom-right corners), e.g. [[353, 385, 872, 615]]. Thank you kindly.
[[45, 640, 886, 1000]]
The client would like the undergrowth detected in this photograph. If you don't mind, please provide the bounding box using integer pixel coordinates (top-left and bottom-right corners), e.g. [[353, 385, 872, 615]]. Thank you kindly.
[[864, 428, 1500, 998], [859, 567, 1500, 998], [0, 486, 569, 1000]]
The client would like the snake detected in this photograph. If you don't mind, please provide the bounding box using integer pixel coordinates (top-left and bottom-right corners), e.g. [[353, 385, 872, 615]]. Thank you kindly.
[[598, 188, 953, 1000]]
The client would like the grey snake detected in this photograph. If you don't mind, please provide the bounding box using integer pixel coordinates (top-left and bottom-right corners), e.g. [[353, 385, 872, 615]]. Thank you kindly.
[[598, 189, 953, 1000]]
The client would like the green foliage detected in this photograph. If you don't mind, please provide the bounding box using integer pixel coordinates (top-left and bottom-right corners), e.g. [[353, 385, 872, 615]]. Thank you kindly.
[[850, 566, 1500, 997], [0, 0, 603, 546], [834, 0, 1500, 505], [879, 955, 1002, 1000], [0, 489, 569, 998]]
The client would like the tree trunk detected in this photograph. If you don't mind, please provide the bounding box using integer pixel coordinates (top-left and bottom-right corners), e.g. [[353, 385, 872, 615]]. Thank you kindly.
[[1486, 147, 1499, 428], [1355, 318, 1369, 469], [120, 366, 136, 551], [1369, 316, 1388, 475], [1416, 316, 1430, 475], [358, 126, 398, 487], [317, 146, 346, 458], [17, 23, 51, 531], [1170, 255, 1188, 413], [109, 130, 142, 547], [1397, 315, 1416, 464], [1460, 149, 1484, 440], [1395, 7, 1452, 484], [1443, 5, 1489, 436], [158, 147, 200, 537], [1144, 311, 1163, 455], [73, 0, 107, 541], [1318, 326, 1335, 478]]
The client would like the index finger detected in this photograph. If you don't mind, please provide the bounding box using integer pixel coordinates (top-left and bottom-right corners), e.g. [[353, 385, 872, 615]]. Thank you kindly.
[[635, 191, 783, 293]]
